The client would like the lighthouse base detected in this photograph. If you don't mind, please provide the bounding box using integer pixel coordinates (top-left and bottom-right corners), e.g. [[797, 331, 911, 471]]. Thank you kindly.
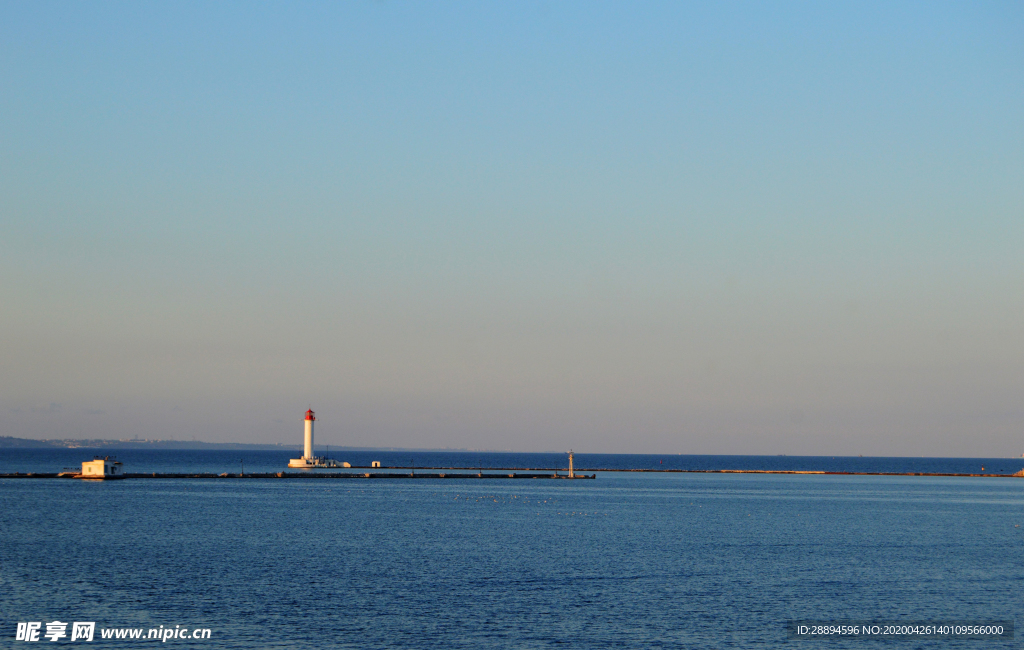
[[288, 457, 350, 469]]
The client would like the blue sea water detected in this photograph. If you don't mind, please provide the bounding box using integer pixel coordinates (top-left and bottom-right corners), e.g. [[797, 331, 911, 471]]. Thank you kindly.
[[2, 450, 1023, 648], [2, 448, 1024, 475]]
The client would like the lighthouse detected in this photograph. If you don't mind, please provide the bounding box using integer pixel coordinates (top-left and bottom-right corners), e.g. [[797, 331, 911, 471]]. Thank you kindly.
[[288, 408, 346, 469], [303, 409, 315, 460]]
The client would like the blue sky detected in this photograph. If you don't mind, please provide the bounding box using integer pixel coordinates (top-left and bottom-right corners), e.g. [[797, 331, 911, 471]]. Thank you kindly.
[[2, 1, 1022, 455]]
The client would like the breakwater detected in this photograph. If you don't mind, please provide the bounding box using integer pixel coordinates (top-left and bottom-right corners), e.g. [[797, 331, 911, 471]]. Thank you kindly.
[[353, 466, 1024, 478], [1, 468, 1021, 479], [0, 471, 595, 480]]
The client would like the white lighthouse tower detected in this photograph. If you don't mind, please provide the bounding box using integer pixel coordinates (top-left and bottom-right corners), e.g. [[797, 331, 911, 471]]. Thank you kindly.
[[303, 408, 315, 460], [289, 409, 317, 468]]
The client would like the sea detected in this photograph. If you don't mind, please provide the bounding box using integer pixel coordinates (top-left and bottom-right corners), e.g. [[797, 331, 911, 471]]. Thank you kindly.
[[2, 450, 1022, 648]]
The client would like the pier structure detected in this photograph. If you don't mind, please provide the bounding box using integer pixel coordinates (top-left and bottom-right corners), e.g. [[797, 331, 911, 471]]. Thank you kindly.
[[5, 471, 596, 480], [6, 467, 1020, 480]]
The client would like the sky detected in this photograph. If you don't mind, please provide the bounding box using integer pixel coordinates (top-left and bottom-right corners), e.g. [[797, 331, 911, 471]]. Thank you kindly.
[[1, 1, 1022, 456]]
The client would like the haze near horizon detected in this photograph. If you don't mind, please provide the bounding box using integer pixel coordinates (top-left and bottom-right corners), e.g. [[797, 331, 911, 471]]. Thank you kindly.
[[2, 2, 1022, 456]]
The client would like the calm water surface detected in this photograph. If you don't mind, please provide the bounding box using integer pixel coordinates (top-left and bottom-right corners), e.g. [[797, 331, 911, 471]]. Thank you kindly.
[[3, 448, 1024, 475], [2, 456, 1022, 648]]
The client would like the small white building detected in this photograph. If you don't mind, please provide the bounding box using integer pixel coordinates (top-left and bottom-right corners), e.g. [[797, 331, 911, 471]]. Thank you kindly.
[[81, 457, 122, 479]]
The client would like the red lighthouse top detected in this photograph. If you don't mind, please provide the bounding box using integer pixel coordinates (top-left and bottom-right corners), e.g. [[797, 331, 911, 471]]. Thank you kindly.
[[304, 409, 316, 421]]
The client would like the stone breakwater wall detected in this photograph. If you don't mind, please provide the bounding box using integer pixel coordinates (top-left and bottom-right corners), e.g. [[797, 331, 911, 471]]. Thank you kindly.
[[2, 468, 1024, 479], [0, 471, 595, 480]]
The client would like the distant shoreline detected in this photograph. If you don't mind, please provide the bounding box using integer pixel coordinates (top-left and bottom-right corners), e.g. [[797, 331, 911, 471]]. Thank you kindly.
[[0, 436, 489, 452]]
